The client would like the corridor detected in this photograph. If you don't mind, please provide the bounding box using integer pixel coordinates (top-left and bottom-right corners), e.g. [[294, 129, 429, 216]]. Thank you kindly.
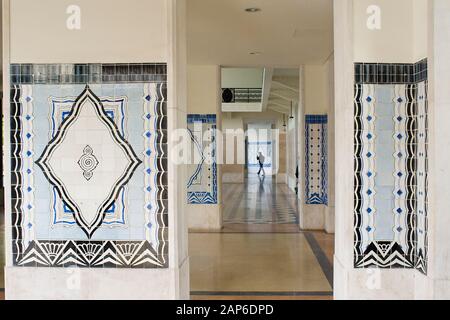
[[222, 176, 299, 225], [189, 176, 334, 300]]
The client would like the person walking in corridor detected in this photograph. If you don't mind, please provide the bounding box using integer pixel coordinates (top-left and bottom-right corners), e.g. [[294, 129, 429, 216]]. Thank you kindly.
[[257, 151, 266, 176]]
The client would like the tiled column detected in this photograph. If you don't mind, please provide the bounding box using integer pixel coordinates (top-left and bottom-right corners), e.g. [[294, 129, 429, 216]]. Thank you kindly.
[[302, 115, 327, 230], [3, 0, 189, 299], [186, 65, 223, 231], [334, 0, 417, 299]]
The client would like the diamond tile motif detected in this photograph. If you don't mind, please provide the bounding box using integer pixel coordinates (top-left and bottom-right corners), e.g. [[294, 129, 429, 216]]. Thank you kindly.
[[37, 86, 142, 238], [354, 60, 429, 274]]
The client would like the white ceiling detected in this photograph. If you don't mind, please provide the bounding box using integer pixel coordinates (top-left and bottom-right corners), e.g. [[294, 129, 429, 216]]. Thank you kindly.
[[187, 0, 333, 67]]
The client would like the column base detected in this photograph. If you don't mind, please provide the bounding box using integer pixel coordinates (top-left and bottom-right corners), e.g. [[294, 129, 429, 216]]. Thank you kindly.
[[5, 258, 189, 300], [300, 204, 325, 230], [325, 206, 335, 234], [333, 256, 417, 300], [187, 204, 223, 231]]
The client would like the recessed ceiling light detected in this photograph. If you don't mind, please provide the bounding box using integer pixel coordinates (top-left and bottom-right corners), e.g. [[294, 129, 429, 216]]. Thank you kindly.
[[245, 7, 261, 13]]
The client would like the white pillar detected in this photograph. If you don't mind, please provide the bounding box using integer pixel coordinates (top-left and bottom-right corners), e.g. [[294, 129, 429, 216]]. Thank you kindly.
[[334, 0, 416, 299], [186, 65, 223, 231], [333, 0, 355, 298], [3, 0, 189, 300], [325, 56, 335, 234], [426, 0, 450, 299]]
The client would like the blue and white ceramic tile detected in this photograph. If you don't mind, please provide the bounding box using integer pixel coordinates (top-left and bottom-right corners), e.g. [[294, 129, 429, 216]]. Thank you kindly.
[[10, 63, 168, 268], [354, 60, 428, 273], [187, 114, 218, 205], [305, 115, 328, 205]]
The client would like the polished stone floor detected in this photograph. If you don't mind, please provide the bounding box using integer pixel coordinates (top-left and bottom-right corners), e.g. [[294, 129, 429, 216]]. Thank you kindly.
[[189, 232, 333, 300], [0, 176, 334, 300], [222, 176, 299, 225], [190, 175, 334, 300]]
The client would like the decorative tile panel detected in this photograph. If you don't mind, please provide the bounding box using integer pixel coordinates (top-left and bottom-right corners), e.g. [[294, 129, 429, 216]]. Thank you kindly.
[[354, 59, 428, 273], [305, 115, 328, 205], [10, 63, 168, 268], [187, 114, 218, 205]]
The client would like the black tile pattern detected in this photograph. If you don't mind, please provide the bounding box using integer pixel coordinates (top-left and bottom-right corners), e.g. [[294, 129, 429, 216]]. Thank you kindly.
[[354, 84, 416, 269], [354, 58, 427, 84], [353, 58, 429, 274], [221, 88, 263, 103], [10, 63, 167, 85], [9, 63, 169, 269]]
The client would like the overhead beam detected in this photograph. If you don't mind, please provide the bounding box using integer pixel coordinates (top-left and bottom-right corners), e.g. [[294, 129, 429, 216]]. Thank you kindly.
[[270, 90, 299, 102], [271, 80, 299, 93], [268, 98, 291, 109], [261, 67, 274, 112], [267, 105, 289, 115]]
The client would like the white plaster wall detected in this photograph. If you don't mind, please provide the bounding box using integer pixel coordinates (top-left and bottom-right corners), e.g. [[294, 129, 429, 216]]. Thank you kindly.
[[221, 68, 264, 88], [304, 65, 329, 114], [188, 65, 221, 113], [10, 0, 168, 63], [233, 110, 284, 128], [413, 0, 428, 61], [353, 0, 414, 63], [222, 116, 245, 183], [354, 0, 428, 63]]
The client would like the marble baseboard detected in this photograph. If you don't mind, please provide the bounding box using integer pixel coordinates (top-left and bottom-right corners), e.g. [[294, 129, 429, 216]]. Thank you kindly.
[[333, 259, 416, 300], [5, 262, 189, 300], [300, 205, 325, 231], [187, 204, 223, 231]]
